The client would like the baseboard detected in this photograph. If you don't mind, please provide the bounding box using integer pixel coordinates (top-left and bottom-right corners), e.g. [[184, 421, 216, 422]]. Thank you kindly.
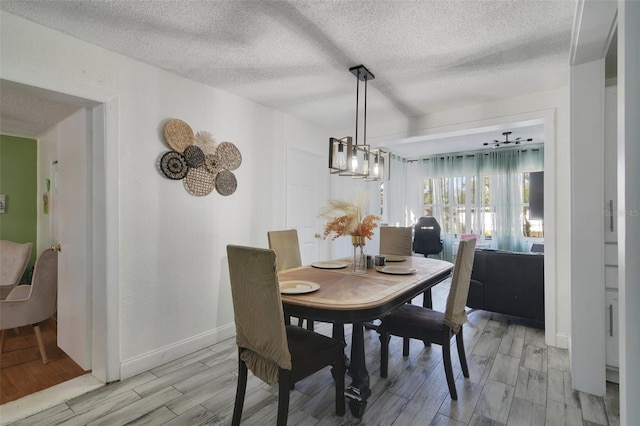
[[555, 332, 570, 349], [606, 366, 619, 384], [120, 323, 236, 380]]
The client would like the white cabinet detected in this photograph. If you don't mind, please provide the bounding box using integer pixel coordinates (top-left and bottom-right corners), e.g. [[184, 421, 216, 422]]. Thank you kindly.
[[605, 290, 619, 368]]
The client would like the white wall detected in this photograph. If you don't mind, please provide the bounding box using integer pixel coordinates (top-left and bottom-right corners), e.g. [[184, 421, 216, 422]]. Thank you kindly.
[[1, 11, 329, 379], [569, 59, 606, 395]]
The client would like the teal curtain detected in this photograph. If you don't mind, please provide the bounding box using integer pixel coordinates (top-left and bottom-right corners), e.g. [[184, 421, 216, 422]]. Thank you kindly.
[[387, 154, 408, 226]]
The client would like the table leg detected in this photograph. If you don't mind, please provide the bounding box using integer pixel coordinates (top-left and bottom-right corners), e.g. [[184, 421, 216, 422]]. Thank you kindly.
[[423, 288, 432, 308], [345, 322, 371, 418]]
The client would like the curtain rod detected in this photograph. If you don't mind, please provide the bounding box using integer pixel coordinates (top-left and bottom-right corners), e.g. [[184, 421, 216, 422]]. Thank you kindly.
[[407, 147, 541, 162]]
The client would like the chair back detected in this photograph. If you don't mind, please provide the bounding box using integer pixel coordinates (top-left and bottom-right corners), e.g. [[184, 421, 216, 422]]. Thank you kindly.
[[0, 240, 32, 286], [267, 229, 302, 271], [379, 227, 413, 256], [413, 217, 443, 256], [1, 249, 58, 329], [444, 238, 476, 332], [227, 245, 292, 385]]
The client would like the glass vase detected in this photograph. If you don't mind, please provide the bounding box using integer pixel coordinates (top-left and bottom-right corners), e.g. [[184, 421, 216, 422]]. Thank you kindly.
[[351, 235, 366, 274]]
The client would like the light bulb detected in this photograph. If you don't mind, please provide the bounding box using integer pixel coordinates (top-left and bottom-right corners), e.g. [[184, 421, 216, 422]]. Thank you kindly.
[[351, 155, 358, 171], [337, 143, 346, 168], [373, 162, 379, 176], [362, 158, 369, 175]]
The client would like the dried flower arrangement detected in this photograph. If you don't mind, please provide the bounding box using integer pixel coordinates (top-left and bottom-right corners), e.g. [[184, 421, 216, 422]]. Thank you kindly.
[[320, 194, 381, 241]]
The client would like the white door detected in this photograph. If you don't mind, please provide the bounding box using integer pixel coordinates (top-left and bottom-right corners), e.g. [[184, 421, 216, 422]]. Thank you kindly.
[[286, 148, 328, 264], [55, 109, 92, 370]]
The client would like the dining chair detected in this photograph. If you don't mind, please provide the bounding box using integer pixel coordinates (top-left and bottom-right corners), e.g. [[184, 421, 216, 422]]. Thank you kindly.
[[377, 238, 476, 400], [379, 226, 413, 256], [267, 229, 312, 329], [227, 245, 345, 426], [0, 248, 58, 364], [0, 240, 33, 300]]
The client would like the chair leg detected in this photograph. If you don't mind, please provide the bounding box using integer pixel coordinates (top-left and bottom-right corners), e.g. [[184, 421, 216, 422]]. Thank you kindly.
[[442, 333, 457, 400], [232, 352, 248, 426], [379, 331, 390, 378], [402, 337, 410, 356], [0, 329, 6, 352], [33, 323, 48, 364], [306, 320, 314, 331], [456, 326, 469, 378], [277, 369, 292, 426], [331, 354, 346, 416]]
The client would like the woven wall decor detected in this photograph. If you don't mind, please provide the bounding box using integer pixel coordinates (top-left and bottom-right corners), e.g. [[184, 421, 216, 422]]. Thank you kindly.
[[215, 170, 237, 196], [185, 167, 216, 196], [158, 118, 242, 197], [216, 142, 242, 171], [183, 145, 205, 168], [163, 119, 194, 152], [159, 151, 188, 180]]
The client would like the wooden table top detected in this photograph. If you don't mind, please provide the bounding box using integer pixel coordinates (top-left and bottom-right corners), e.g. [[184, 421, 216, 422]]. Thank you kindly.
[[278, 256, 453, 314]]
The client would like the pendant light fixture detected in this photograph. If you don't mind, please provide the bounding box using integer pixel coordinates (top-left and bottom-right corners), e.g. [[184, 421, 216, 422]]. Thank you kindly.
[[329, 65, 389, 181]]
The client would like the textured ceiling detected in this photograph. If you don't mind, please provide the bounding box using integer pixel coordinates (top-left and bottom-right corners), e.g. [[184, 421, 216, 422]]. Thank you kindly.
[[0, 0, 576, 154]]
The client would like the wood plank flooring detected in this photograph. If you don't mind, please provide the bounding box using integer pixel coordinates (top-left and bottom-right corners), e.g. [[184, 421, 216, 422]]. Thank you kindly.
[[5, 281, 620, 425], [0, 320, 88, 404]]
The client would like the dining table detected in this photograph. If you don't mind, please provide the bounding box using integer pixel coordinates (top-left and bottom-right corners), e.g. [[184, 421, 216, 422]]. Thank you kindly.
[[278, 255, 453, 418]]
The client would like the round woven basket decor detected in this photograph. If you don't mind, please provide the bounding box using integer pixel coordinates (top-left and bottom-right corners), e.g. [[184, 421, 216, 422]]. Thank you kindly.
[[185, 167, 215, 196], [183, 145, 205, 168], [215, 170, 237, 196], [159, 151, 188, 180], [204, 153, 223, 175], [194, 131, 217, 156], [164, 119, 194, 152], [216, 142, 242, 171]]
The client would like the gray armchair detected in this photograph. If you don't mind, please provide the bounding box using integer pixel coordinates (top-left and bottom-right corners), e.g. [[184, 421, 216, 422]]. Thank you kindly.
[[0, 240, 32, 299], [0, 249, 58, 364]]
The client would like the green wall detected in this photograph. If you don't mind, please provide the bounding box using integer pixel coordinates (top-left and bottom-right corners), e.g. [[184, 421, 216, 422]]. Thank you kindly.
[[0, 134, 38, 268]]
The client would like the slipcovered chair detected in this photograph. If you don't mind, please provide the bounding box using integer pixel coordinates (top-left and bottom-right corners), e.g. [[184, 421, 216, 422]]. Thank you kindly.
[[413, 216, 443, 257], [379, 226, 413, 256], [377, 238, 476, 400], [0, 240, 32, 299], [227, 245, 345, 426], [0, 249, 58, 364], [267, 229, 311, 329]]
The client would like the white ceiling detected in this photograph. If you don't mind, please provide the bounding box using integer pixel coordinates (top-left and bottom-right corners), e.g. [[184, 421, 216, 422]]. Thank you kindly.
[[0, 0, 577, 156]]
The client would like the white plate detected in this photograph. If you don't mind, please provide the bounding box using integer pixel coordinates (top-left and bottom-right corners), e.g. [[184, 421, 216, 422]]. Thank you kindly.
[[376, 266, 417, 275], [311, 261, 349, 269], [279, 280, 320, 294], [383, 255, 407, 262]]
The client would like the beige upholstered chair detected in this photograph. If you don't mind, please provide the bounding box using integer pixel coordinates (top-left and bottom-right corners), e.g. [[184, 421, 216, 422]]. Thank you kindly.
[[267, 229, 311, 329], [267, 229, 303, 272], [0, 240, 33, 299], [227, 245, 345, 425], [377, 238, 476, 400], [379, 226, 413, 256], [0, 249, 58, 364]]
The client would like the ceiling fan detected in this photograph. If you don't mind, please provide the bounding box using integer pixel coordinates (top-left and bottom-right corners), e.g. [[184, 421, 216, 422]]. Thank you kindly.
[[483, 131, 533, 148]]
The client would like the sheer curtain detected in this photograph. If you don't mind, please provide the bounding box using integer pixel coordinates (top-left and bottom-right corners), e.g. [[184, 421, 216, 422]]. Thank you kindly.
[[386, 154, 409, 226]]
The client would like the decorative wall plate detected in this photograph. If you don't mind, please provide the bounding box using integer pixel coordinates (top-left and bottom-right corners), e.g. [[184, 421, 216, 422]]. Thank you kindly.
[[216, 142, 242, 170], [215, 170, 237, 196], [183, 145, 205, 168], [194, 131, 217, 155], [185, 167, 215, 196], [164, 119, 194, 152], [204, 153, 223, 175], [159, 151, 188, 180]]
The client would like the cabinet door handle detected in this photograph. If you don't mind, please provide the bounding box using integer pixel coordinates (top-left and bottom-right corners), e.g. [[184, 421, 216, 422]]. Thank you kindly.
[[609, 304, 613, 336], [610, 200, 614, 232]]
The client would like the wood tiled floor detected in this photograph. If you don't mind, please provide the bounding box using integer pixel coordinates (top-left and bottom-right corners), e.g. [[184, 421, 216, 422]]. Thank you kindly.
[[6, 281, 620, 425]]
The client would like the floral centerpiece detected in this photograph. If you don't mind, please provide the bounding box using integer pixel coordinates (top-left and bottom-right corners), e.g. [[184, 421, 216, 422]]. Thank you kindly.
[[320, 194, 381, 273]]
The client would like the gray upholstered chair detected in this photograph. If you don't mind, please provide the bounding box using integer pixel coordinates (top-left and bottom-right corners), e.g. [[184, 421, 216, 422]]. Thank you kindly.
[[227, 245, 345, 425], [0, 249, 58, 364], [0, 240, 33, 299], [379, 226, 413, 256], [377, 238, 476, 400]]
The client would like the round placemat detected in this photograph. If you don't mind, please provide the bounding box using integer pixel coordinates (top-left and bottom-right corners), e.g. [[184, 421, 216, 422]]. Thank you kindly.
[[216, 141, 242, 171], [185, 167, 215, 196], [215, 170, 237, 196], [194, 131, 217, 155], [204, 153, 223, 175], [164, 119, 194, 152], [183, 145, 205, 168], [159, 151, 188, 180]]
